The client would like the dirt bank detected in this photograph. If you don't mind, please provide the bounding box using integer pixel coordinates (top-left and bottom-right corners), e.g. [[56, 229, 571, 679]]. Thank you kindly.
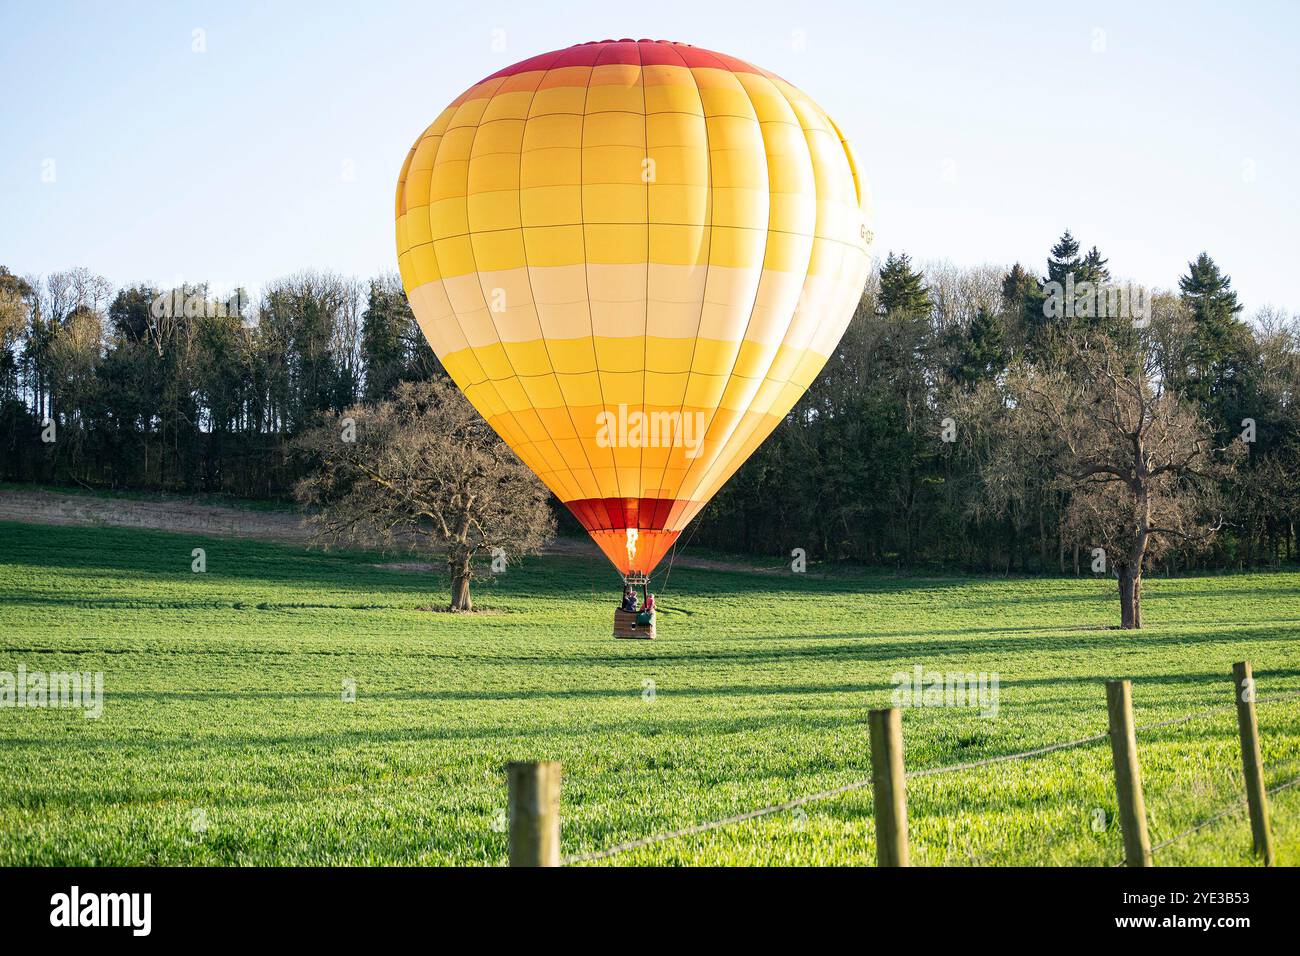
[[0, 487, 787, 574]]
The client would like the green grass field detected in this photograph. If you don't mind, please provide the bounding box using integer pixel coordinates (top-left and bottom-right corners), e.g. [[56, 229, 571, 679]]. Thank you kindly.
[[2, 519, 1299, 866]]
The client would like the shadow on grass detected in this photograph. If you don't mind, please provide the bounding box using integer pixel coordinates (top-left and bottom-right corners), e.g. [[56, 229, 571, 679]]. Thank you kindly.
[[0, 520, 981, 600], [7, 618, 1300, 670]]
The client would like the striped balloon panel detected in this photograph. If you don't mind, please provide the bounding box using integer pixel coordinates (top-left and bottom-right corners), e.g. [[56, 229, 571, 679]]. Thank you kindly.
[[396, 39, 873, 574]]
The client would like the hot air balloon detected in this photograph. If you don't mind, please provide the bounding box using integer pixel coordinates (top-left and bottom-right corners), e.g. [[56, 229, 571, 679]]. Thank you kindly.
[[395, 38, 873, 590]]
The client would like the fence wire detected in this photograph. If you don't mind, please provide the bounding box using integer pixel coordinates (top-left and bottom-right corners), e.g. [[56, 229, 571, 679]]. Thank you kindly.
[[562, 776, 878, 865], [560, 686, 1300, 866], [563, 727, 1110, 865], [1132, 688, 1300, 737], [1105, 771, 1300, 866]]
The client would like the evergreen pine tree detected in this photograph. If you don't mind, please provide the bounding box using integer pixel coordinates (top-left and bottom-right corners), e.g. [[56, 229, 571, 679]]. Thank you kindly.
[[1045, 230, 1082, 287], [1178, 252, 1248, 434], [1001, 261, 1044, 355], [361, 278, 410, 403], [1038, 231, 1118, 342], [1080, 245, 1110, 284], [877, 252, 930, 317], [948, 306, 1007, 388], [1180, 251, 1243, 355], [1000, 262, 1037, 308]]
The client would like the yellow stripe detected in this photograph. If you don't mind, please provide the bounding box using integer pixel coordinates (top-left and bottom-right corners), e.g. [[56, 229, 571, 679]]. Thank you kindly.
[[396, 67, 868, 279]]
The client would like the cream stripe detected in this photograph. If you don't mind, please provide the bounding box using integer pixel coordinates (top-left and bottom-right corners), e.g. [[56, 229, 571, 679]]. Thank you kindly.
[[406, 263, 848, 354]]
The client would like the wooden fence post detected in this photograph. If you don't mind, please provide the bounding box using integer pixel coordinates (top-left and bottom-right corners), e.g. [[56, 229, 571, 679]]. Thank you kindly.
[[1105, 680, 1153, 867], [507, 761, 561, 867], [1232, 662, 1274, 865], [868, 708, 909, 867]]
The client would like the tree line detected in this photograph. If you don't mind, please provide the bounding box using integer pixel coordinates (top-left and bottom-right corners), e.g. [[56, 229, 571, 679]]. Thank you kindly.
[[694, 233, 1300, 580], [0, 268, 440, 496], [3, 231, 1298, 583]]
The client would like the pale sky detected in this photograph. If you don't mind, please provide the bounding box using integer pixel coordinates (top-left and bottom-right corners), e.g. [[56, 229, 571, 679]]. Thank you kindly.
[[2, 0, 1297, 312]]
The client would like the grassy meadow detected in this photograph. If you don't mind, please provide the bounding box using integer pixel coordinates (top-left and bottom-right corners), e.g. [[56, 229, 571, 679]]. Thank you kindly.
[[2, 519, 1300, 866]]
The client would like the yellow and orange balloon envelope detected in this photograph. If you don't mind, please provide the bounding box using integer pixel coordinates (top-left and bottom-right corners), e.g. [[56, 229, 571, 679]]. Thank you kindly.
[[395, 39, 873, 577]]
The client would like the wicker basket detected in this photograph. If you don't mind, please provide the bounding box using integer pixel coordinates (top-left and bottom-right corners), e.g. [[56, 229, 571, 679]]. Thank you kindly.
[[613, 608, 656, 640]]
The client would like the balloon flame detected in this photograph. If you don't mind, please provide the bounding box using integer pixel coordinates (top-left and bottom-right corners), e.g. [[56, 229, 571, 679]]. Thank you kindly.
[[625, 527, 639, 565]]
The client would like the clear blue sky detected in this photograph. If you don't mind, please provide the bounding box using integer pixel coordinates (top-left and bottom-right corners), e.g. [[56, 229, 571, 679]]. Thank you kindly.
[[2, 0, 1297, 311]]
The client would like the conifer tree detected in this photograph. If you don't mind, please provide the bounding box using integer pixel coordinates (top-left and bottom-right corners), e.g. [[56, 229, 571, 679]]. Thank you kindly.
[[1178, 252, 1249, 437], [1046, 230, 1082, 287], [877, 252, 930, 318], [1080, 245, 1110, 284], [948, 306, 1007, 388]]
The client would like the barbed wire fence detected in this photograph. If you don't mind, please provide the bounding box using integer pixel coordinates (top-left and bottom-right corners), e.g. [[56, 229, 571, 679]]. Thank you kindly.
[[544, 684, 1300, 867], [1120, 772, 1300, 866]]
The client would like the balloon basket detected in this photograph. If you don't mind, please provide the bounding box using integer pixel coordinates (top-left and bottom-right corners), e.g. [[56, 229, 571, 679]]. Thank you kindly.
[[613, 609, 656, 640]]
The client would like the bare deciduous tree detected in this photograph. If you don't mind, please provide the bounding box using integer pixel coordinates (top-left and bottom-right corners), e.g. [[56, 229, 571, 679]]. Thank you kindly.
[[294, 378, 555, 611], [966, 334, 1241, 628]]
